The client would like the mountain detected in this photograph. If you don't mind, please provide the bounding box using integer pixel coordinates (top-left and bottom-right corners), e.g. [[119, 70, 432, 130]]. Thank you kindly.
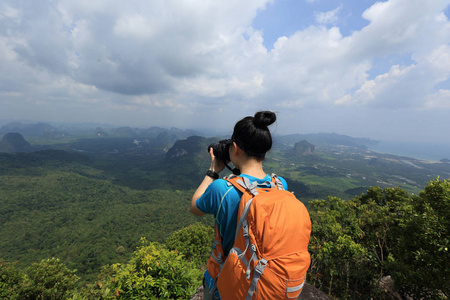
[[275, 132, 378, 149], [0, 132, 33, 153], [0, 122, 66, 138], [106, 126, 204, 140], [165, 135, 212, 160], [293, 140, 315, 156]]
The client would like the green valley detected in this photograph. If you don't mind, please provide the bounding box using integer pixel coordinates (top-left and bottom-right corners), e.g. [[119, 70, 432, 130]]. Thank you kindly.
[[0, 123, 449, 298]]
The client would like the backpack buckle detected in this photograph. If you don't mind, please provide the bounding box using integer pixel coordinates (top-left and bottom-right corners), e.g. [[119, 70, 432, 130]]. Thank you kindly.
[[255, 258, 267, 275], [243, 224, 249, 239]]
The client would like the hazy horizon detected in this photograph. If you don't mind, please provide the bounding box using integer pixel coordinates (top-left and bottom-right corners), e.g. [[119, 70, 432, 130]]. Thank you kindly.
[[1, 0, 449, 144], [2, 117, 449, 162]]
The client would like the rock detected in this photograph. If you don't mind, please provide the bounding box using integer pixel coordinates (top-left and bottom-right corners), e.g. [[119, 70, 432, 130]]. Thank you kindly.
[[190, 283, 335, 300], [190, 285, 204, 300], [298, 283, 335, 299], [378, 276, 402, 300]]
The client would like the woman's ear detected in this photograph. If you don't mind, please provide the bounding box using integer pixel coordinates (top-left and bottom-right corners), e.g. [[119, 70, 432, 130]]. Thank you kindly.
[[232, 142, 240, 156]]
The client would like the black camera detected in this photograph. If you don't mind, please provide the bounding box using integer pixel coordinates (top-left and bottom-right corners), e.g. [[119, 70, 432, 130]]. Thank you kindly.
[[208, 139, 240, 175], [208, 139, 232, 163]]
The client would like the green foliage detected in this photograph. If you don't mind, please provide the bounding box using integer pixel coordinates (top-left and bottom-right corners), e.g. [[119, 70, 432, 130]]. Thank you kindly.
[[308, 179, 449, 299], [0, 260, 22, 299], [1, 137, 450, 299], [308, 197, 369, 298], [1, 230, 205, 299], [0, 158, 212, 283], [388, 178, 449, 298], [355, 187, 412, 278], [166, 222, 214, 268], [1, 178, 449, 299], [80, 238, 202, 299], [0, 258, 79, 300]]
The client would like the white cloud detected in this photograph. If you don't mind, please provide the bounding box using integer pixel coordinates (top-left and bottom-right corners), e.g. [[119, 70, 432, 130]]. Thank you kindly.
[[264, 25, 371, 109], [2, 0, 272, 98], [315, 5, 343, 25], [355, 0, 450, 56], [1, 0, 450, 142], [343, 64, 419, 107], [422, 44, 450, 82], [2, 0, 448, 108], [113, 14, 156, 39], [0, 3, 21, 20], [425, 89, 450, 109], [313, 0, 450, 111]]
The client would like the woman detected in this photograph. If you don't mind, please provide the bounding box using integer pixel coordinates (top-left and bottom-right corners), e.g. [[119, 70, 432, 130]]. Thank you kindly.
[[190, 110, 288, 299]]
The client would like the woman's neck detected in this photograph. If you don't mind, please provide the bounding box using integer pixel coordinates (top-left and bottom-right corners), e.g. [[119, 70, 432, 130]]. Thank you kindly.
[[238, 159, 266, 179]]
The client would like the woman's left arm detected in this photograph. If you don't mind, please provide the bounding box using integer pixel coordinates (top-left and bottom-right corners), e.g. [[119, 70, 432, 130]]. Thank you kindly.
[[190, 148, 225, 216], [190, 176, 215, 216]]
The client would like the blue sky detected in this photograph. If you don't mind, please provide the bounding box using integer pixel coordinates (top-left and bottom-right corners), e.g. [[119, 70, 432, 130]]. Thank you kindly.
[[1, 0, 450, 143], [253, 0, 372, 48]]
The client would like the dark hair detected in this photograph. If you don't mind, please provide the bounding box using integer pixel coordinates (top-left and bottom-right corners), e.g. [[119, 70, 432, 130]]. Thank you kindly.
[[231, 111, 276, 159]]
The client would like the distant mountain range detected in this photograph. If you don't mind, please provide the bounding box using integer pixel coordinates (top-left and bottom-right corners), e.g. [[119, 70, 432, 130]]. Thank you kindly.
[[3, 121, 379, 141], [1, 121, 448, 162], [0, 122, 203, 140], [1, 127, 449, 207], [0, 122, 66, 138], [274, 133, 378, 149]]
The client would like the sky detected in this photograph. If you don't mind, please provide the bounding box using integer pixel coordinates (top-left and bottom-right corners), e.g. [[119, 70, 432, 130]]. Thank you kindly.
[[1, 0, 450, 143]]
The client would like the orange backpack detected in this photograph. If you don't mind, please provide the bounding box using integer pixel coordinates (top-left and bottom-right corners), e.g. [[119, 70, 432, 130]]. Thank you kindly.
[[207, 174, 311, 300]]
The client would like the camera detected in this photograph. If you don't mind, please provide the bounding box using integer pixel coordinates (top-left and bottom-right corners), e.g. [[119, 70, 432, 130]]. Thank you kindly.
[[208, 139, 241, 175], [208, 139, 232, 163]]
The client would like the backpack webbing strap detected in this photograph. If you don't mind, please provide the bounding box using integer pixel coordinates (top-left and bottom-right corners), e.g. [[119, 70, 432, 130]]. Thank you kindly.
[[241, 177, 259, 196], [235, 198, 254, 239], [228, 176, 279, 196], [245, 258, 267, 300], [211, 279, 218, 297], [229, 247, 249, 266], [271, 173, 284, 190], [226, 177, 247, 195], [286, 279, 306, 299], [215, 185, 235, 234], [211, 251, 223, 266], [245, 243, 260, 279]]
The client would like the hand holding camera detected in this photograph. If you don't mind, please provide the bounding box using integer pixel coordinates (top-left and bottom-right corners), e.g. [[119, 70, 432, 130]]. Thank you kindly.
[[208, 139, 240, 175]]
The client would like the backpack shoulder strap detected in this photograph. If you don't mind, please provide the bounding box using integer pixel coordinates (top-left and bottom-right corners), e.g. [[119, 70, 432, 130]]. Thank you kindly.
[[225, 176, 258, 243], [271, 173, 285, 190], [226, 176, 259, 196]]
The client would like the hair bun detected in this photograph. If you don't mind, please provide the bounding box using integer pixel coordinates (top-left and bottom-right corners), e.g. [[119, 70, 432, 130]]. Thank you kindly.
[[253, 111, 276, 128]]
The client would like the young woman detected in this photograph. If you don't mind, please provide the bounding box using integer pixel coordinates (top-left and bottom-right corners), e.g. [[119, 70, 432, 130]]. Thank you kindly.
[[190, 111, 288, 299]]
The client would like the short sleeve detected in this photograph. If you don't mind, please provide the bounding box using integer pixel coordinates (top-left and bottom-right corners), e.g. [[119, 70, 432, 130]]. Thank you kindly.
[[196, 179, 229, 215]]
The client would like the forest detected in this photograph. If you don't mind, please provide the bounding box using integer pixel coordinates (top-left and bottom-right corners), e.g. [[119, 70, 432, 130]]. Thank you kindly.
[[0, 125, 449, 299]]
